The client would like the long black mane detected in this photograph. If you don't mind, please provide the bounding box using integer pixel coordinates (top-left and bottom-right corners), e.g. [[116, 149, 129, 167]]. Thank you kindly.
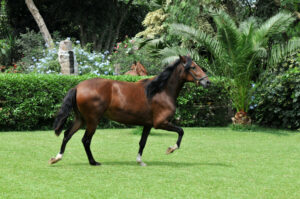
[[146, 56, 192, 99]]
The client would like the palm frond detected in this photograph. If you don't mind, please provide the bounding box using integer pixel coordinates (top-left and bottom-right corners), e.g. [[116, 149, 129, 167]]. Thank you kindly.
[[170, 23, 224, 59], [158, 46, 200, 65], [255, 12, 295, 42], [212, 10, 241, 55], [268, 37, 300, 66], [239, 17, 258, 36]]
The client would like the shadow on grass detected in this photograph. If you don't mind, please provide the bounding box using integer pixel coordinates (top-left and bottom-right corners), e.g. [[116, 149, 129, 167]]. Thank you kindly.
[[101, 160, 232, 168], [230, 124, 294, 136], [50, 161, 232, 168]]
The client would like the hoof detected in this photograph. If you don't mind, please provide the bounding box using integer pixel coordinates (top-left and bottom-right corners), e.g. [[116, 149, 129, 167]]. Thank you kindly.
[[138, 161, 147, 167], [49, 157, 61, 165], [166, 145, 178, 154], [90, 161, 101, 166]]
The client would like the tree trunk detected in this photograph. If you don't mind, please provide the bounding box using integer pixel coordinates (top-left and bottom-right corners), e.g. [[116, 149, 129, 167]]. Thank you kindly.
[[79, 22, 87, 47], [97, 29, 107, 51], [104, 21, 114, 51], [25, 0, 54, 48], [109, 0, 134, 52], [231, 110, 251, 125]]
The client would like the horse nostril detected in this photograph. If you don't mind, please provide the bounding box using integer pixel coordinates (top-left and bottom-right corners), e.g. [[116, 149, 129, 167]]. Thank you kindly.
[[206, 80, 211, 87]]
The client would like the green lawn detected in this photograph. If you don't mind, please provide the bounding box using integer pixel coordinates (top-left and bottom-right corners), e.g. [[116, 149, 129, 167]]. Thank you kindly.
[[0, 127, 300, 199]]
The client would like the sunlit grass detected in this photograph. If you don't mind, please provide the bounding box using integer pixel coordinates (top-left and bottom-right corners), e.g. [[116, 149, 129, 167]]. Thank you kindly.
[[0, 127, 299, 199]]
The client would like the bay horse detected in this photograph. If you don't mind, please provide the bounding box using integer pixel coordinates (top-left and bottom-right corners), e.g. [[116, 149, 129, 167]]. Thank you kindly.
[[49, 55, 210, 166], [124, 61, 148, 76]]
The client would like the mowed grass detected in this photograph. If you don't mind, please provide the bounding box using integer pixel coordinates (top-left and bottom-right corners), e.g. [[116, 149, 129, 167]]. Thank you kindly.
[[0, 128, 300, 199]]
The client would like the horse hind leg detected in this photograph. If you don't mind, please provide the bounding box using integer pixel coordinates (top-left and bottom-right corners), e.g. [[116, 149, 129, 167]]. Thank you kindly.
[[82, 121, 100, 166], [49, 117, 82, 165]]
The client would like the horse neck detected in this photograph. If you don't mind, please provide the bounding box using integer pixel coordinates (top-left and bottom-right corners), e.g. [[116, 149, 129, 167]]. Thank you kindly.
[[165, 66, 185, 100]]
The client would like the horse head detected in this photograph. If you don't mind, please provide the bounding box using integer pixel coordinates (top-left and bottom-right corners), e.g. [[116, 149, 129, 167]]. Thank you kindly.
[[136, 61, 148, 76], [178, 55, 211, 88]]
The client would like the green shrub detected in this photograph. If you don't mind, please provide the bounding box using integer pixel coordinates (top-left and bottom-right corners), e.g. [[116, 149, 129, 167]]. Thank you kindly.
[[174, 77, 232, 127], [0, 74, 231, 131], [250, 67, 300, 130], [110, 37, 163, 75], [15, 29, 45, 72]]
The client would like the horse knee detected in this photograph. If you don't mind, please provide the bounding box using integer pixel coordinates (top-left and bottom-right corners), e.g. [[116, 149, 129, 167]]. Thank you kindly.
[[82, 137, 90, 146], [178, 128, 184, 136]]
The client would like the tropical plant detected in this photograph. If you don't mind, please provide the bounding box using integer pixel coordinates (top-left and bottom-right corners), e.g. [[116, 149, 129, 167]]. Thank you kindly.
[[166, 10, 300, 123], [0, 0, 16, 67]]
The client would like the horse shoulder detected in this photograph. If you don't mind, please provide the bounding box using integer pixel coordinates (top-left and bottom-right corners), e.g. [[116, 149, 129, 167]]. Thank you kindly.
[[151, 92, 176, 128]]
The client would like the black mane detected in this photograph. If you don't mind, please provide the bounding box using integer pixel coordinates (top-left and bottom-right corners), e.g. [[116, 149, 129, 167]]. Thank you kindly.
[[146, 56, 192, 99]]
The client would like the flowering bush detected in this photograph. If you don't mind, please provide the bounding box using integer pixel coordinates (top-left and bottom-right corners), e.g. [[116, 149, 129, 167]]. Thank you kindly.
[[74, 45, 112, 75], [26, 40, 113, 75], [27, 47, 60, 74]]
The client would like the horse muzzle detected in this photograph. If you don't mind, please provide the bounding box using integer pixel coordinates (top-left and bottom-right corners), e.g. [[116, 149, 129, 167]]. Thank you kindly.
[[190, 72, 210, 88]]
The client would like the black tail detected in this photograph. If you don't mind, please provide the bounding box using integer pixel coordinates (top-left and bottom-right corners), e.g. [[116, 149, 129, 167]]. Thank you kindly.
[[53, 88, 77, 136]]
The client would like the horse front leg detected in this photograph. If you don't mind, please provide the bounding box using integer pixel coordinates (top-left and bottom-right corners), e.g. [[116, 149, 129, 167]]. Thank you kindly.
[[155, 122, 184, 154], [136, 126, 151, 166]]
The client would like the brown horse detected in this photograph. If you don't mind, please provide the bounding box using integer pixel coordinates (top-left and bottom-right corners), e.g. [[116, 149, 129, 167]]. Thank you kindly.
[[124, 61, 148, 76], [49, 55, 210, 166]]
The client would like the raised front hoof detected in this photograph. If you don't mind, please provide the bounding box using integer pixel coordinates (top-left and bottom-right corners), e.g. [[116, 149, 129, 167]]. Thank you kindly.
[[166, 146, 177, 154], [48, 157, 61, 165], [89, 161, 101, 166]]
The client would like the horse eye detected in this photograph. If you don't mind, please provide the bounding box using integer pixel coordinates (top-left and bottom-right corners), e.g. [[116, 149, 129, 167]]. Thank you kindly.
[[191, 66, 196, 70]]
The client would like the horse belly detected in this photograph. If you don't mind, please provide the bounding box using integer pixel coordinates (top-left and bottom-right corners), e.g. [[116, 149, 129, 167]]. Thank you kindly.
[[105, 109, 152, 125], [105, 83, 152, 125]]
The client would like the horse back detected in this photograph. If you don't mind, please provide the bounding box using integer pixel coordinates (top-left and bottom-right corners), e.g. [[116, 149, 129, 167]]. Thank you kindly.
[[76, 78, 152, 125]]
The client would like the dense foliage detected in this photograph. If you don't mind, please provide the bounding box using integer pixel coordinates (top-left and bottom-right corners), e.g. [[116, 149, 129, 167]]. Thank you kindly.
[[166, 11, 300, 114], [7, 0, 149, 52], [1, 0, 300, 129], [0, 74, 230, 130], [174, 77, 231, 127], [250, 59, 300, 130]]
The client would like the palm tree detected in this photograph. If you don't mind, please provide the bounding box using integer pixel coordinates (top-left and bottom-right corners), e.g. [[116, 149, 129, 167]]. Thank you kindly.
[[163, 10, 300, 124]]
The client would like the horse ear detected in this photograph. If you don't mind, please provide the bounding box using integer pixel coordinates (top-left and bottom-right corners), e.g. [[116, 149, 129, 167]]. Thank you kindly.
[[179, 55, 186, 63], [133, 61, 137, 65]]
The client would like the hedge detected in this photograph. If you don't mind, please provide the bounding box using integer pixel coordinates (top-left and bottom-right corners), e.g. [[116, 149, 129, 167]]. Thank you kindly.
[[250, 67, 300, 130], [0, 73, 232, 131]]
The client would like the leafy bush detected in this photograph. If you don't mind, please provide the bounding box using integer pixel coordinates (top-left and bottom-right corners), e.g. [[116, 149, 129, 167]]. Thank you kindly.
[[0, 38, 13, 65], [174, 77, 232, 127], [110, 37, 162, 75], [15, 29, 45, 71], [0, 74, 143, 130], [250, 67, 300, 130], [0, 74, 231, 131]]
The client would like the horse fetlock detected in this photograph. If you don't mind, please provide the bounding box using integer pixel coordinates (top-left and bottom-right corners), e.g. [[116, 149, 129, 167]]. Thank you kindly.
[[166, 144, 178, 154], [89, 161, 101, 166], [136, 153, 147, 166], [48, 153, 63, 165]]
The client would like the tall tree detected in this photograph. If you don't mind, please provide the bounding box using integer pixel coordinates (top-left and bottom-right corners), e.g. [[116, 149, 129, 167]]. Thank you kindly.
[[25, 0, 54, 48]]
